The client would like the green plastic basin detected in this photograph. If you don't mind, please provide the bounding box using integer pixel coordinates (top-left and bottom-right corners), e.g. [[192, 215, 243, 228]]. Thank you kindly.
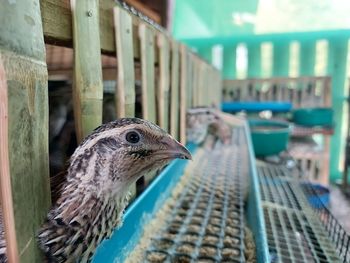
[[249, 119, 290, 157], [292, 108, 333, 127]]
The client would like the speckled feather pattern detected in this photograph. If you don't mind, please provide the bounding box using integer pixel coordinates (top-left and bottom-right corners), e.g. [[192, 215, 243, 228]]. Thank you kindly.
[[186, 107, 232, 145], [37, 118, 189, 263]]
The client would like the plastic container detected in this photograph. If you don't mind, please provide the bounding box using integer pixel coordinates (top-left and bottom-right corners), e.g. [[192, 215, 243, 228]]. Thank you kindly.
[[249, 119, 290, 157], [292, 108, 333, 127]]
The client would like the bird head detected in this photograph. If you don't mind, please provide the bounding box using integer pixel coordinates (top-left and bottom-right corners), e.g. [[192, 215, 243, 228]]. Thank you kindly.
[[67, 118, 192, 194]]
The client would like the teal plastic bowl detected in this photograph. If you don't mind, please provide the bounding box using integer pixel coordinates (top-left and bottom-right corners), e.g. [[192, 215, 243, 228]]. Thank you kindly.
[[249, 119, 290, 157], [292, 108, 333, 127]]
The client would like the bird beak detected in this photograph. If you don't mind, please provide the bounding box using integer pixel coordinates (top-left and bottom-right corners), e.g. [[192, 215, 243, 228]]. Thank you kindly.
[[159, 136, 192, 160]]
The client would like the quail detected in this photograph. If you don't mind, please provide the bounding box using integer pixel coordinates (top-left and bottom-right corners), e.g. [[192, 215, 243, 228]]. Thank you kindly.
[[37, 118, 191, 262], [186, 107, 232, 146]]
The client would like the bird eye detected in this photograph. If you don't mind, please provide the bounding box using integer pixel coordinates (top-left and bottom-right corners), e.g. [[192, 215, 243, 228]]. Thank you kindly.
[[125, 130, 140, 144]]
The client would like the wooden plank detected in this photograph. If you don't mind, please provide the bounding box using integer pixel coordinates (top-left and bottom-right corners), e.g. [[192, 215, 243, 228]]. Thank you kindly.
[[0, 55, 19, 263], [139, 23, 156, 184], [41, 0, 141, 59], [157, 33, 170, 131], [192, 56, 199, 107], [197, 61, 206, 105], [114, 6, 135, 118], [186, 52, 193, 109], [139, 23, 156, 123], [71, 0, 103, 142], [170, 41, 180, 140], [0, 1, 51, 261], [179, 45, 188, 144], [124, 0, 161, 24], [113, 6, 137, 199]]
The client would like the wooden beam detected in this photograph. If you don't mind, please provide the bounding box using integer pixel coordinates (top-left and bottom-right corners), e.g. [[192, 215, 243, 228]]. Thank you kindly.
[[170, 41, 180, 140], [71, 0, 103, 142], [124, 0, 161, 24], [41, 0, 142, 58], [157, 33, 170, 131], [139, 23, 156, 124], [114, 6, 136, 118], [0, 1, 51, 262], [179, 45, 188, 144], [139, 23, 157, 184], [0, 54, 19, 263]]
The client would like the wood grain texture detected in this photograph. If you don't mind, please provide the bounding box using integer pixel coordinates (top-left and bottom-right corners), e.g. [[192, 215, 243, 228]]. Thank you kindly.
[[157, 33, 170, 131], [170, 41, 180, 140], [71, 0, 103, 142], [41, 0, 142, 58], [139, 23, 156, 124], [0, 1, 51, 262], [179, 44, 188, 144], [139, 23, 157, 184], [114, 6, 136, 118], [186, 53, 193, 109], [0, 55, 19, 263]]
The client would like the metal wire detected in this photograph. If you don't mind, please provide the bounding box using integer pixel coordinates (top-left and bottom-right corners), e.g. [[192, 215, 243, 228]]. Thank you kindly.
[[257, 161, 346, 263], [301, 183, 350, 263], [143, 128, 248, 263]]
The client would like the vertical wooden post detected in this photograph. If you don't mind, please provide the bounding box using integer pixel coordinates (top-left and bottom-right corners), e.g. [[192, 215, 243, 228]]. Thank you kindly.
[[114, 7, 135, 118], [0, 1, 51, 262], [197, 61, 206, 106], [113, 6, 137, 198], [157, 34, 170, 132], [139, 23, 156, 124], [192, 56, 199, 107], [186, 52, 193, 109], [71, 0, 103, 142], [0, 56, 19, 263], [170, 41, 180, 140], [139, 23, 156, 184], [180, 45, 188, 144]]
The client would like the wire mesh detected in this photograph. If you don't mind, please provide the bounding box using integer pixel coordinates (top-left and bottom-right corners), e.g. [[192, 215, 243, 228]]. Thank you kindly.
[[301, 183, 350, 263], [136, 127, 251, 263], [257, 161, 347, 263]]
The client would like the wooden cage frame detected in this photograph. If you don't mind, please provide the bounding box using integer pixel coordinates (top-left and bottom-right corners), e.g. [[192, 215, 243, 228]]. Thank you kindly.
[[0, 1, 222, 262]]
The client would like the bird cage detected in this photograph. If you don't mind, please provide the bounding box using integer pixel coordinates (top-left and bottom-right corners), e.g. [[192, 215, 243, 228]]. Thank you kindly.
[[0, 1, 222, 261]]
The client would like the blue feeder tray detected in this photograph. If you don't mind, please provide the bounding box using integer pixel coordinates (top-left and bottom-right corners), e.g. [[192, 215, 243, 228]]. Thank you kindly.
[[222, 101, 292, 113]]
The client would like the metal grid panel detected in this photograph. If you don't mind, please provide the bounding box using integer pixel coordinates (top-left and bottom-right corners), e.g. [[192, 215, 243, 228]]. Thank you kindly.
[[301, 184, 350, 263], [142, 128, 249, 262], [257, 162, 343, 263]]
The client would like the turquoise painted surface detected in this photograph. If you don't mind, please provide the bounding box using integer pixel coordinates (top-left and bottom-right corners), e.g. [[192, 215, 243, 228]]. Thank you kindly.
[[244, 123, 270, 263]]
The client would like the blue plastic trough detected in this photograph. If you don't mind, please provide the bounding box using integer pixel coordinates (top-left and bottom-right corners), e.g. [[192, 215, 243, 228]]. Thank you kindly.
[[92, 127, 270, 262], [222, 101, 292, 113]]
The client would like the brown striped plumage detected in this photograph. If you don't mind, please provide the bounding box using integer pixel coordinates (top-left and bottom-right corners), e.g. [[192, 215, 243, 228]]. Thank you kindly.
[[38, 118, 191, 263], [186, 107, 232, 145]]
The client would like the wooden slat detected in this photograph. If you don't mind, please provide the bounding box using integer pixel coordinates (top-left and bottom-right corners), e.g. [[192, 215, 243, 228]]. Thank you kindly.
[[186, 53, 193, 109], [113, 6, 137, 199], [124, 0, 161, 24], [139, 23, 156, 123], [170, 41, 180, 140], [71, 0, 103, 142], [0, 1, 51, 261], [180, 45, 188, 144], [139, 23, 157, 184], [192, 56, 199, 107], [114, 6, 135, 118], [0, 55, 19, 263], [157, 33, 170, 131], [41, 0, 141, 59]]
